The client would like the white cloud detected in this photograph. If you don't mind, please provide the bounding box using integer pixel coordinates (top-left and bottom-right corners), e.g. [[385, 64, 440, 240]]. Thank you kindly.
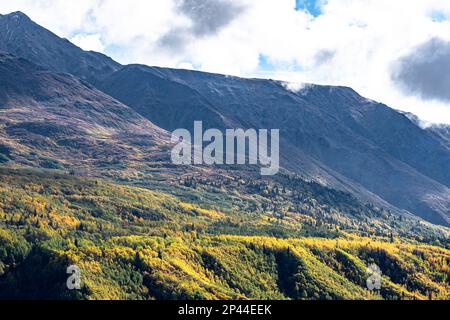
[[177, 62, 195, 70], [1, 0, 450, 123], [281, 81, 311, 93], [70, 34, 105, 52]]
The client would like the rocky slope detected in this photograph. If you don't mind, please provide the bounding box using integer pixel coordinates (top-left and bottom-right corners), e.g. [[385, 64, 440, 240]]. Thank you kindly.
[[100, 66, 450, 226]]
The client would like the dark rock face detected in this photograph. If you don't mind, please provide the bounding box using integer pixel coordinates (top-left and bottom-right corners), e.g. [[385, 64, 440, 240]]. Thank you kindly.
[[99, 65, 227, 133], [0, 12, 121, 85]]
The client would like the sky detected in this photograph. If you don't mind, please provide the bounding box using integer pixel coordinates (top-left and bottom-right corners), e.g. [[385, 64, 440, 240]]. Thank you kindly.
[[1, 0, 450, 125]]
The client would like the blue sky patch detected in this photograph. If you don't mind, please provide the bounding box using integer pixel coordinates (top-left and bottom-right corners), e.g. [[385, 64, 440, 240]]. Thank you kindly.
[[259, 54, 275, 71], [431, 11, 447, 22], [295, 0, 322, 17], [258, 54, 303, 74]]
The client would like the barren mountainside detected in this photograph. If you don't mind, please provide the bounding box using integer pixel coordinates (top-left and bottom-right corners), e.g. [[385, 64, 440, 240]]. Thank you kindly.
[[100, 65, 450, 226]]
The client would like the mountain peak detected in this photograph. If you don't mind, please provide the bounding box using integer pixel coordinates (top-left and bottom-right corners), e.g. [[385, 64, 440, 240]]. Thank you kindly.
[[0, 11, 121, 85], [2, 11, 31, 21]]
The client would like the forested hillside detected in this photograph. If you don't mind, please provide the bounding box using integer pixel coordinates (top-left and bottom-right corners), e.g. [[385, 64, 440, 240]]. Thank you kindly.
[[0, 169, 448, 300]]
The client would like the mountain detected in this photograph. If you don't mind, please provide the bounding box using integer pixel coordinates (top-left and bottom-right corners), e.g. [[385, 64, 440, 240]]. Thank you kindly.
[[100, 66, 450, 227], [1, 11, 448, 227], [0, 11, 449, 301], [98, 65, 227, 133], [4, 49, 436, 238], [428, 124, 450, 146], [0, 11, 121, 85], [0, 51, 169, 174]]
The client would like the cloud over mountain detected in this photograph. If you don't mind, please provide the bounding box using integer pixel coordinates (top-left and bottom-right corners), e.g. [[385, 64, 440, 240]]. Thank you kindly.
[[393, 38, 450, 102], [159, 0, 245, 51], [178, 0, 245, 36], [1, 0, 450, 124]]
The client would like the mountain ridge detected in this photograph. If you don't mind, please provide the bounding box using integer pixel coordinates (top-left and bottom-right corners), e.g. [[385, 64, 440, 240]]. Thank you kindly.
[[0, 50, 170, 176], [0, 11, 121, 85], [0, 11, 449, 227], [100, 64, 450, 226], [1, 49, 447, 241]]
